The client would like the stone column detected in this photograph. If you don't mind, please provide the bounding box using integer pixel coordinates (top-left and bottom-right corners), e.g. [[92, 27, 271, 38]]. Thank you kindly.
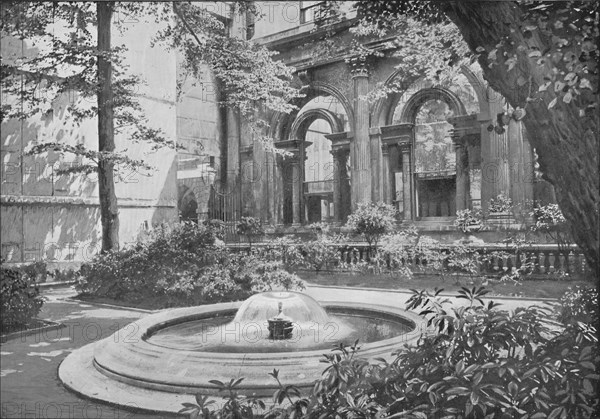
[[370, 129, 382, 202], [381, 143, 391, 204], [399, 143, 412, 220], [338, 148, 351, 223], [350, 62, 371, 208], [288, 150, 301, 226], [481, 100, 511, 212], [330, 148, 342, 223], [455, 142, 469, 212]]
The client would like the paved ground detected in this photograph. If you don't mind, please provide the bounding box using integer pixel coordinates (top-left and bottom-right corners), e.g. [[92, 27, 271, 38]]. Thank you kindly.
[[0, 285, 555, 419]]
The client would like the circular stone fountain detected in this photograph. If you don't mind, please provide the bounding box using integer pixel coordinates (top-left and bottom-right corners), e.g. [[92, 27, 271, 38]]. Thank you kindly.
[[59, 291, 425, 414]]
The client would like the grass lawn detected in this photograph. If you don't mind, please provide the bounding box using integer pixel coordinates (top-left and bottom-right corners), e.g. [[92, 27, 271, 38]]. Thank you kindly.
[[296, 270, 594, 300]]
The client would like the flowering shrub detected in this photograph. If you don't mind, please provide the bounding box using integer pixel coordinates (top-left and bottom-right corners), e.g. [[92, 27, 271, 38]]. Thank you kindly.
[[1, 261, 45, 333], [454, 208, 483, 233], [301, 234, 342, 274], [530, 203, 572, 251], [346, 201, 398, 247], [76, 222, 303, 308], [260, 236, 304, 269], [488, 193, 513, 213]]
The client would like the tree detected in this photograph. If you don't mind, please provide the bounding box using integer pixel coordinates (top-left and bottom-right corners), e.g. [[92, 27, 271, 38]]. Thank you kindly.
[[1, 2, 300, 252], [351, 1, 599, 275]]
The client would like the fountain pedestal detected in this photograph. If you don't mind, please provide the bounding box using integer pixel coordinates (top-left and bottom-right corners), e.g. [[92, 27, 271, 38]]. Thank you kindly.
[[267, 302, 293, 340]]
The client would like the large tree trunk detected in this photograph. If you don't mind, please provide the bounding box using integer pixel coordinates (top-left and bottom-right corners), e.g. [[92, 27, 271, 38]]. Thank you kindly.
[[445, 2, 599, 277], [97, 2, 119, 252]]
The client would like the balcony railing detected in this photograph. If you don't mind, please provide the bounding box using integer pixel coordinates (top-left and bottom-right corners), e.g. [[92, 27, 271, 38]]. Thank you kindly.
[[303, 180, 334, 195]]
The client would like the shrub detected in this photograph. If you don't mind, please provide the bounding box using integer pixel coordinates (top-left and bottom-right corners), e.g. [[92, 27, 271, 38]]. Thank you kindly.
[[557, 285, 599, 325], [76, 222, 304, 308], [260, 236, 304, 269], [373, 228, 418, 277], [1, 261, 45, 334], [301, 233, 343, 274], [236, 216, 264, 249], [530, 203, 572, 251], [488, 193, 513, 213], [454, 208, 483, 233], [184, 287, 599, 418], [346, 201, 398, 248]]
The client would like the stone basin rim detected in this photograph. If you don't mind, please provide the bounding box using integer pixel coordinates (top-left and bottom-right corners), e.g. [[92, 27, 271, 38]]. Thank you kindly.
[[102, 300, 425, 360]]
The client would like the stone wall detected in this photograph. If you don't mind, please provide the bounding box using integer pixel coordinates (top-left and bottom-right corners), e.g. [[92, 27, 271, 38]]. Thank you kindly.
[[1, 14, 178, 264]]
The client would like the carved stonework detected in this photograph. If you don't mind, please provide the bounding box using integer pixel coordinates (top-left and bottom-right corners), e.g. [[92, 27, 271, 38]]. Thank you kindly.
[[398, 141, 412, 154], [347, 56, 370, 78]]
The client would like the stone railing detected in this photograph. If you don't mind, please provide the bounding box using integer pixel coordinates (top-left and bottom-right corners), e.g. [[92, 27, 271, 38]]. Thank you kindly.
[[228, 242, 591, 279]]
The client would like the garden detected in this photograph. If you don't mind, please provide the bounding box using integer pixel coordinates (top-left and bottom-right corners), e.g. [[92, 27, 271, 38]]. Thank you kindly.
[[2, 200, 598, 418]]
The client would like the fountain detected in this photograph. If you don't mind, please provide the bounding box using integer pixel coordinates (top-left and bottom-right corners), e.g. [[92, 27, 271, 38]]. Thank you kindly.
[[59, 291, 425, 414]]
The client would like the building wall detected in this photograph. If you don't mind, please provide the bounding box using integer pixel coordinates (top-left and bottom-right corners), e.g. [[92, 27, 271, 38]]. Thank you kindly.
[[1, 13, 178, 264]]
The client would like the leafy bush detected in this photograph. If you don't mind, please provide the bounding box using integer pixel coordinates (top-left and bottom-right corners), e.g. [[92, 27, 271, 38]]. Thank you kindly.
[[346, 201, 397, 248], [76, 222, 303, 308], [1, 261, 45, 334], [301, 234, 342, 274], [259, 236, 304, 269], [236, 216, 264, 248], [488, 193, 513, 213], [557, 285, 598, 325], [454, 208, 483, 233], [530, 203, 572, 251], [183, 286, 599, 418]]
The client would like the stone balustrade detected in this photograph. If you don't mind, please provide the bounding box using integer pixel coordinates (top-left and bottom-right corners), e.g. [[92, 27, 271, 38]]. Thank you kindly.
[[228, 242, 591, 279]]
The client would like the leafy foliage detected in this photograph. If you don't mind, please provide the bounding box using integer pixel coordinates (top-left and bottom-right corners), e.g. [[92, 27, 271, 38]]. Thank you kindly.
[[1, 260, 45, 334], [454, 209, 483, 233], [530, 203, 572, 251], [181, 286, 599, 418], [557, 285, 598, 325], [76, 222, 303, 308], [300, 234, 342, 274], [236, 216, 265, 249], [488, 194, 513, 214], [346, 202, 398, 248]]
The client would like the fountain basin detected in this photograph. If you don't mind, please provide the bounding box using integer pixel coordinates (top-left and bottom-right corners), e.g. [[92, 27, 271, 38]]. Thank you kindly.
[[59, 293, 426, 413]]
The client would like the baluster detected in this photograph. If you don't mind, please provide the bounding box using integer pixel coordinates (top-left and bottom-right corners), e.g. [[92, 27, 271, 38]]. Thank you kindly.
[[538, 251, 546, 274], [558, 252, 566, 274], [508, 254, 516, 273], [548, 251, 555, 274], [493, 254, 500, 274], [566, 250, 574, 274]]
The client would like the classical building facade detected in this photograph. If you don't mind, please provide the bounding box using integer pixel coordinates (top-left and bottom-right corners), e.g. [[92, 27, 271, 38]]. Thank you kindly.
[[212, 1, 548, 233], [1, 2, 556, 264]]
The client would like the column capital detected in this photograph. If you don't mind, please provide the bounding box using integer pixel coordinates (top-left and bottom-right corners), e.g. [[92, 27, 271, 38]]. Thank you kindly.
[[398, 141, 412, 153], [347, 55, 370, 78]]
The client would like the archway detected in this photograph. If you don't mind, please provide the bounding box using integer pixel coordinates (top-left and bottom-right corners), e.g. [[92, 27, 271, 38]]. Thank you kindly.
[[281, 95, 349, 225], [178, 185, 198, 223], [389, 86, 469, 219]]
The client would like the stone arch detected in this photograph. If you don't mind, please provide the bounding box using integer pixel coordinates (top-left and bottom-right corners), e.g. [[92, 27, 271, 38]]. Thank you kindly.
[[289, 108, 344, 140], [372, 66, 483, 127], [269, 81, 354, 143], [399, 87, 467, 123]]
